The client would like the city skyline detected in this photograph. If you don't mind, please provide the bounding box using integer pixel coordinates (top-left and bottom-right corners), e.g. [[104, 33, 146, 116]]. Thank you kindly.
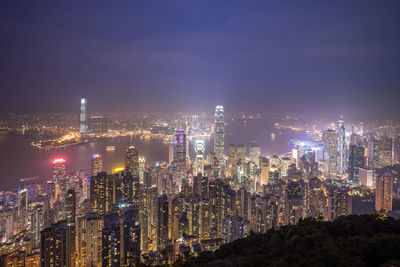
[[1, 2, 400, 266]]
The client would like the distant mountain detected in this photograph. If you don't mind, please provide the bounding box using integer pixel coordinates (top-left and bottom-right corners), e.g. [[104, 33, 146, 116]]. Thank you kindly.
[[181, 214, 400, 267]]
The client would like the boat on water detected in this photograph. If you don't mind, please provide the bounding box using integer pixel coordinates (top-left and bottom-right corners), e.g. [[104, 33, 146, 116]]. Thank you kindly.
[[106, 145, 116, 151], [271, 132, 276, 141]]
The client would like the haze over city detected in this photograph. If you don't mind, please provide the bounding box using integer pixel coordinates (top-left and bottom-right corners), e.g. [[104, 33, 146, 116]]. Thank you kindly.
[[1, 1, 400, 117], [1, 1, 400, 266]]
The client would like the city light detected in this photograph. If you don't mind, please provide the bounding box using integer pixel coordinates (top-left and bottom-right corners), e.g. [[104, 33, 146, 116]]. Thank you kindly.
[[112, 166, 125, 173], [52, 158, 66, 164]]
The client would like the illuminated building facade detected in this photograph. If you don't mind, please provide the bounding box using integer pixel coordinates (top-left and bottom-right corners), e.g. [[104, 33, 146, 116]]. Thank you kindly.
[[65, 189, 76, 224], [327, 187, 352, 221], [359, 168, 373, 187], [77, 214, 103, 267], [323, 129, 338, 179], [125, 146, 139, 177], [375, 174, 393, 211], [337, 117, 347, 176], [80, 98, 87, 136], [348, 143, 365, 182], [174, 130, 187, 166], [40, 220, 75, 267], [214, 105, 225, 166], [52, 158, 67, 184], [102, 213, 121, 266], [91, 154, 103, 176], [249, 145, 261, 167], [194, 139, 205, 175], [377, 138, 393, 168], [88, 115, 107, 135], [227, 144, 246, 182]]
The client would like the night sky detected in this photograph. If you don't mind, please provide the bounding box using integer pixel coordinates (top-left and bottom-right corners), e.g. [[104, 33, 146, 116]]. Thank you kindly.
[[1, 1, 400, 118]]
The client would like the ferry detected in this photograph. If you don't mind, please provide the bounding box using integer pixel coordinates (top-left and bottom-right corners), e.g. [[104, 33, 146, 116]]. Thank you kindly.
[[106, 145, 116, 151]]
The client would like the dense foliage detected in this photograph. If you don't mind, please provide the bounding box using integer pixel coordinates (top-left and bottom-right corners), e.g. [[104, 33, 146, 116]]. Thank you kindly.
[[181, 215, 400, 267]]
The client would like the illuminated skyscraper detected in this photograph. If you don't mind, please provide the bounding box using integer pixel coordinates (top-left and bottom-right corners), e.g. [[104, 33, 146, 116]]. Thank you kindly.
[[327, 187, 352, 221], [337, 117, 347, 176], [249, 145, 261, 167], [323, 129, 338, 179], [121, 208, 141, 265], [214, 105, 225, 165], [41, 220, 75, 267], [174, 130, 186, 165], [377, 138, 393, 168], [102, 212, 121, 266], [375, 174, 393, 211], [52, 158, 67, 184], [194, 139, 205, 175], [77, 214, 103, 267], [80, 98, 87, 135], [348, 142, 365, 182], [65, 189, 76, 224], [88, 115, 107, 135], [91, 154, 103, 176], [90, 172, 114, 214], [168, 145, 174, 164], [125, 146, 139, 177], [227, 144, 246, 179], [139, 156, 146, 183]]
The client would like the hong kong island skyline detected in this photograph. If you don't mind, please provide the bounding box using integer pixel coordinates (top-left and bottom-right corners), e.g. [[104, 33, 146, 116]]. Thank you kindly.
[[1, 1, 400, 267]]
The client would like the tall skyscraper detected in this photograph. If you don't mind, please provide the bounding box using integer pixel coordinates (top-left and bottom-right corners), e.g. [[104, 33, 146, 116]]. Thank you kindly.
[[337, 117, 347, 175], [375, 174, 393, 211], [80, 97, 87, 136], [168, 145, 174, 164], [327, 187, 352, 221], [65, 189, 76, 224], [227, 144, 246, 180], [121, 208, 141, 265], [40, 220, 75, 267], [102, 212, 121, 266], [194, 139, 205, 175], [359, 168, 373, 187], [348, 137, 365, 182], [77, 214, 103, 267], [139, 156, 146, 183], [323, 129, 338, 179], [125, 146, 139, 177], [214, 105, 225, 165], [377, 138, 393, 168], [174, 130, 187, 165], [249, 145, 261, 167], [88, 115, 107, 135], [91, 154, 103, 176], [52, 158, 67, 184]]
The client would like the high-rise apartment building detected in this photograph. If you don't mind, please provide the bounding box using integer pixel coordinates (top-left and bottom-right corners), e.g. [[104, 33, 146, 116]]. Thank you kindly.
[[323, 129, 338, 179], [125, 146, 139, 177], [375, 174, 393, 211], [40, 220, 75, 267]]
